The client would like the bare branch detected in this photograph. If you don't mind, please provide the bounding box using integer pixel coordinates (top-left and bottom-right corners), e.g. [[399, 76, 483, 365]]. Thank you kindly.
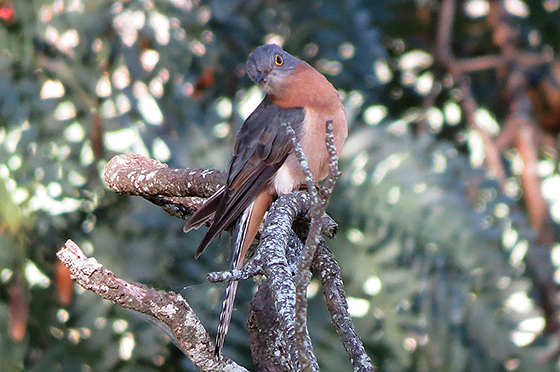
[[242, 188, 373, 371], [322, 120, 341, 200], [104, 153, 226, 198], [454, 53, 551, 74], [313, 241, 375, 372], [435, 0, 455, 63], [56, 240, 248, 372], [252, 192, 304, 370], [97, 134, 371, 371], [143, 195, 207, 219], [103, 153, 226, 221], [282, 122, 321, 371], [435, 0, 508, 186], [282, 120, 342, 371], [244, 189, 346, 371]]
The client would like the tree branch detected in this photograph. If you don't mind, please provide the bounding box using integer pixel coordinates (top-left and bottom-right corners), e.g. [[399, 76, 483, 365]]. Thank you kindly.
[[243, 192, 374, 372], [103, 153, 226, 221], [56, 240, 248, 372], [282, 122, 320, 371], [86, 133, 373, 370], [312, 241, 375, 372], [104, 153, 225, 197], [282, 120, 341, 371]]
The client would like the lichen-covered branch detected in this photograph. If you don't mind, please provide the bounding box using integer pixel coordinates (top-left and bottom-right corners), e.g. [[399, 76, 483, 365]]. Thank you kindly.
[[104, 153, 225, 197], [313, 241, 375, 372], [283, 120, 341, 371], [240, 191, 374, 372], [103, 153, 226, 221], [93, 142, 373, 371], [56, 240, 248, 372], [282, 122, 320, 371]]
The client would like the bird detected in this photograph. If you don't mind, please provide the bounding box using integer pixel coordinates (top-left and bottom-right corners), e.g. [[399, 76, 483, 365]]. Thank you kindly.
[[183, 43, 348, 357]]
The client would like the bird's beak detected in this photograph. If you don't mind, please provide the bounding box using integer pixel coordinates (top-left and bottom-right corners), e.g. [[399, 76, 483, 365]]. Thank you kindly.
[[254, 71, 267, 83]]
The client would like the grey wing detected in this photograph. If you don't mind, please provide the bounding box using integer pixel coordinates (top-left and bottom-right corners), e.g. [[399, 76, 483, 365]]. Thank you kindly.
[[192, 96, 305, 257]]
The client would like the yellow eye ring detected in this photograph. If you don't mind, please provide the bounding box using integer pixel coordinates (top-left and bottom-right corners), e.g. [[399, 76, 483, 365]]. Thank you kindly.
[[274, 54, 283, 66]]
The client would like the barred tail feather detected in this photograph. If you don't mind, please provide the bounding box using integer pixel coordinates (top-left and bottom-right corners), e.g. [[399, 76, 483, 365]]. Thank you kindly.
[[215, 280, 240, 357], [215, 202, 253, 356]]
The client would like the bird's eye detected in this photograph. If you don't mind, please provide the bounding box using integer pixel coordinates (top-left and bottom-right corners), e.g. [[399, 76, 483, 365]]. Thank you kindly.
[[274, 54, 283, 66]]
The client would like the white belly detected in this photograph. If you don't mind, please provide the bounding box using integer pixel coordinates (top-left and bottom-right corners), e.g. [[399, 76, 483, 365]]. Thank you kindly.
[[274, 164, 298, 195]]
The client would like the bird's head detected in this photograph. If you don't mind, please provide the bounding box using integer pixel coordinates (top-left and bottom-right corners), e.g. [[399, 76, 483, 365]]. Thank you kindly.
[[246, 44, 301, 94]]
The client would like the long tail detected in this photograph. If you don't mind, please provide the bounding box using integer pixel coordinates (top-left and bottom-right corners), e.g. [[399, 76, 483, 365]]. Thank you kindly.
[[215, 280, 240, 356], [215, 202, 252, 356], [215, 191, 273, 357]]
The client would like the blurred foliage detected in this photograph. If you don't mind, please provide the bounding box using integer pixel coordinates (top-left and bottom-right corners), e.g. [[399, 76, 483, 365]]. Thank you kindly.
[[1, 0, 560, 371]]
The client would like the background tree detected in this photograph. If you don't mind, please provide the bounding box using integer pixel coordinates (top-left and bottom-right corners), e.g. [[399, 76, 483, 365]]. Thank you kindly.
[[1, 0, 560, 371]]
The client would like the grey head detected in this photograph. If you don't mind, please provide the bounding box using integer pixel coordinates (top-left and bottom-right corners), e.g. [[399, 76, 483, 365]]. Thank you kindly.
[[245, 44, 301, 94]]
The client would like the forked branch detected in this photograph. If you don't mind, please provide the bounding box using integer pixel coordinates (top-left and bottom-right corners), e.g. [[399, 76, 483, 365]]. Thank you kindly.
[[58, 121, 374, 371]]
